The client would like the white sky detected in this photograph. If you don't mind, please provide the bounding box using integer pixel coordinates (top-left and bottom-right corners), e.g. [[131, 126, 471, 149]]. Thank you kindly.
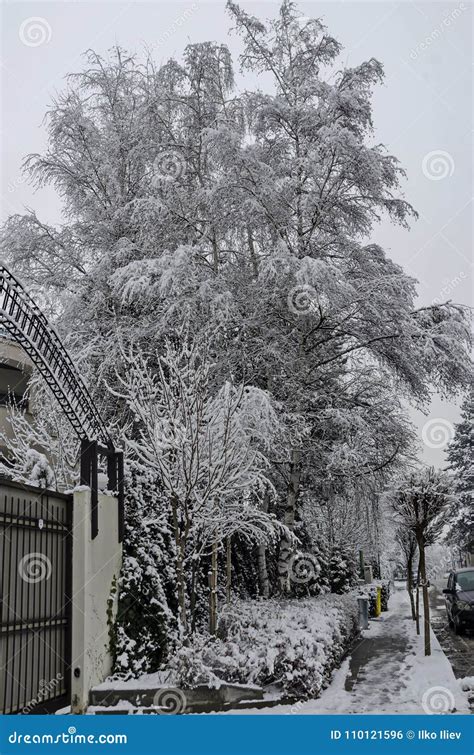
[[1, 0, 472, 465]]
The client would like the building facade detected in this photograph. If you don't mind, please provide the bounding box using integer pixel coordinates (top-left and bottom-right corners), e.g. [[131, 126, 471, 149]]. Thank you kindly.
[[0, 330, 33, 457]]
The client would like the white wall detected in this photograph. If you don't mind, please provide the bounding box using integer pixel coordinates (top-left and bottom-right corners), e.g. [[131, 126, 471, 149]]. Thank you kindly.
[[70, 489, 122, 714]]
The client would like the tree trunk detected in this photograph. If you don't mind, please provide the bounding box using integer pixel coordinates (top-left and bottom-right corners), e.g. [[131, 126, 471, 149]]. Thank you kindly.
[[171, 495, 187, 633], [415, 563, 421, 635], [257, 544, 270, 598], [278, 449, 301, 594], [211, 231, 219, 273], [407, 555, 416, 621], [209, 540, 218, 635], [226, 536, 232, 605], [247, 227, 259, 278], [190, 554, 200, 634], [177, 549, 186, 631], [418, 539, 431, 656], [257, 491, 270, 598]]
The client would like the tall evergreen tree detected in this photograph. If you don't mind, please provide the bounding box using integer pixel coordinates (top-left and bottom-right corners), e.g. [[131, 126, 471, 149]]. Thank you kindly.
[[446, 389, 474, 557]]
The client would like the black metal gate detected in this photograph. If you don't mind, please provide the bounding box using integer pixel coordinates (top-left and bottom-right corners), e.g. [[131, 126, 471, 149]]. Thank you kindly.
[[0, 478, 71, 714]]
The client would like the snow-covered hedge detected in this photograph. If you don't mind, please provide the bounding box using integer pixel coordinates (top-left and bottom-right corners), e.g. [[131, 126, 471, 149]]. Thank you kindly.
[[112, 469, 178, 677], [165, 594, 359, 699]]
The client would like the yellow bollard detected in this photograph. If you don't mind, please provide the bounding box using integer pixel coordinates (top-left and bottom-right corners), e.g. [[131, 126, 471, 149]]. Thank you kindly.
[[375, 586, 382, 617]]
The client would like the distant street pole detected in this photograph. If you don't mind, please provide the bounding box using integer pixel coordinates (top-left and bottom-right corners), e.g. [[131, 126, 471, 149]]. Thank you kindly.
[[359, 549, 365, 579]]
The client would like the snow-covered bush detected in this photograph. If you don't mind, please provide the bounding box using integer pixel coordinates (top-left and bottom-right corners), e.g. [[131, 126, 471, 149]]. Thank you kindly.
[[112, 468, 178, 677], [165, 594, 359, 698], [20, 449, 54, 488], [290, 520, 331, 597], [380, 581, 391, 611], [328, 548, 358, 593]]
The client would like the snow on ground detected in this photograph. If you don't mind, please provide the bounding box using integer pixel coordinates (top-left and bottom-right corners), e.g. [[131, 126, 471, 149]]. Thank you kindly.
[[98, 593, 359, 700], [91, 584, 469, 716], [222, 584, 469, 715], [94, 670, 182, 691]]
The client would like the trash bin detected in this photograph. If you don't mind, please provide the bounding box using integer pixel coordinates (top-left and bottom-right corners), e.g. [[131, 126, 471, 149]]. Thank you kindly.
[[357, 597, 369, 630]]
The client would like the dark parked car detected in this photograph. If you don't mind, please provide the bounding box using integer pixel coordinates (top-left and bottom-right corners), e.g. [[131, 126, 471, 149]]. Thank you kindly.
[[443, 567, 474, 634]]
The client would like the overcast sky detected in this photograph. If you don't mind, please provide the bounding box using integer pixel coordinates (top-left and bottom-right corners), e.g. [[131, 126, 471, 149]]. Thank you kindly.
[[1, 0, 472, 465]]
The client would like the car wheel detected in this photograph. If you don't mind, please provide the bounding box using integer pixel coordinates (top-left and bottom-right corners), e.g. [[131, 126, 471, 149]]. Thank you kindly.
[[454, 619, 464, 635]]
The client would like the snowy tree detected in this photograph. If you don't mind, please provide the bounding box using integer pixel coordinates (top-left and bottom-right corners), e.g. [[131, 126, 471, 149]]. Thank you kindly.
[[0, 375, 78, 490], [446, 388, 474, 558], [0, 0, 471, 660], [385, 467, 454, 655], [220, 0, 471, 589], [111, 333, 289, 632]]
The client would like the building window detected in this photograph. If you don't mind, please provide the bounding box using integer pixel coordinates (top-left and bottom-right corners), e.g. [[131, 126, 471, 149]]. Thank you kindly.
[[0, 365, 29, 410]]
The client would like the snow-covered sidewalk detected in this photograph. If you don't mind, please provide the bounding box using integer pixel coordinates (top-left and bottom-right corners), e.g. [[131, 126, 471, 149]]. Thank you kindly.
[[225, 583, 469, 715]]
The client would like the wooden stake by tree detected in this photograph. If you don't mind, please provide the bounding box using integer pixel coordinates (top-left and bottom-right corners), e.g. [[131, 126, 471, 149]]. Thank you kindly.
[[226, 536, 232, 605], [396, 526, 417, 622], [415, 563, 421, 636]]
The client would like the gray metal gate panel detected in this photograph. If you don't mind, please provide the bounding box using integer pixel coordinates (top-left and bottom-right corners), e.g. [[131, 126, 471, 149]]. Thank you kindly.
[[0, 479, 71, 714]]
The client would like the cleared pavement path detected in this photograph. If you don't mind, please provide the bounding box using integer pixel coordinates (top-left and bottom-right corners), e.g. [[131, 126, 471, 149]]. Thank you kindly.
[[227, 583, 470, 715]]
